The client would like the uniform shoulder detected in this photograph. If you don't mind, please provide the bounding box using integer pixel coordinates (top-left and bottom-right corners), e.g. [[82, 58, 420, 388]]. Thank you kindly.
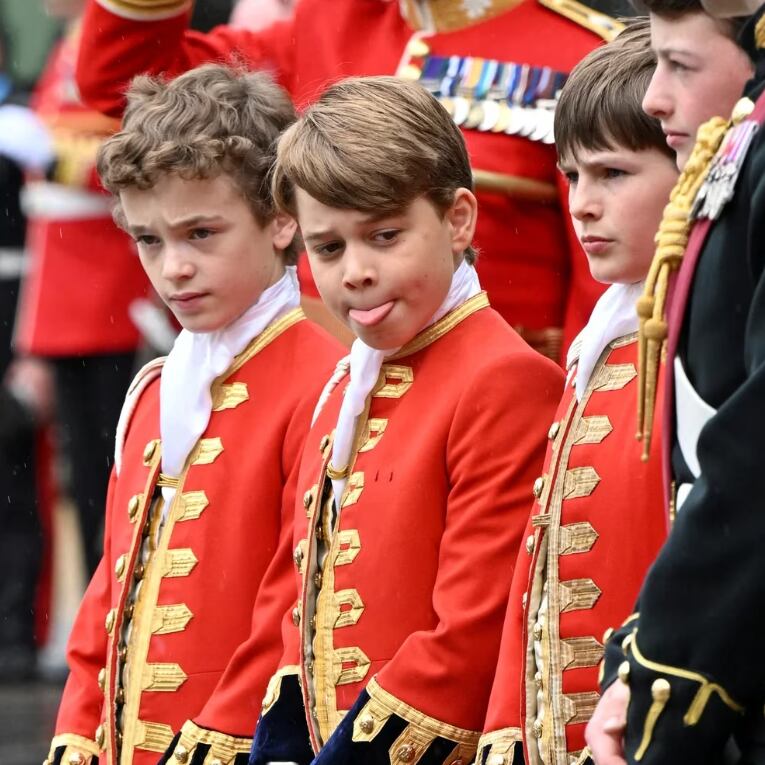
[[538, 0, 638, 41]]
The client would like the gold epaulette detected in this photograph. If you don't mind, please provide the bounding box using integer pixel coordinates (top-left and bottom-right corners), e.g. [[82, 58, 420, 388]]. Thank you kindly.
[[168, 720, 251, 765], [95, 0, 190, 22], [538, 0, 631, 41], [635, 116, 729, 460]]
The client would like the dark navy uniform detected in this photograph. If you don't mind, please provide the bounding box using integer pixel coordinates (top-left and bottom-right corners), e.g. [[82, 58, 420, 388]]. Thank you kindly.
[[603, 9, 765, 764]]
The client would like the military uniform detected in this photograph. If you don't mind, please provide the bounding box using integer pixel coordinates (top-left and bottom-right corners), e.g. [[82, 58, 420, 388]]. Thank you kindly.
[[45, 312, 342, 765], [602, 11, 765, 764], [76, 0, 636, 361], [478, 287, 668, 765], [243, 294, 563, 765]]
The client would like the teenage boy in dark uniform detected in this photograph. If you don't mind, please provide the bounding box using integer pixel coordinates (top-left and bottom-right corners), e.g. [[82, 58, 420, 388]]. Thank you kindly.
[[586, 2, 765, 764]]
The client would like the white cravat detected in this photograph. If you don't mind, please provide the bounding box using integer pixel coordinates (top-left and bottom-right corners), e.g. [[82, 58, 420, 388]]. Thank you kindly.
[[329, 260, 481, 506], [159, 266, 300, 510], [573, 281, 644, 401]]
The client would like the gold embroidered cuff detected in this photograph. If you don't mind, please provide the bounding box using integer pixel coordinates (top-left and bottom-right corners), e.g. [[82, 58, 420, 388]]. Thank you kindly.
[[96, 0, 191, 21], [170, 720, 251, 765], [629, 634, 744, 724], [476, 727, 523, 765], [261, 665, 300, 715], [352, 677, 480, 764], [46, 733, 100, 764]]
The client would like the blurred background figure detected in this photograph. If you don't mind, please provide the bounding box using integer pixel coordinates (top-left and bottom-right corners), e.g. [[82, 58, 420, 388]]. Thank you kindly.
[[230, 0, 294, 29]]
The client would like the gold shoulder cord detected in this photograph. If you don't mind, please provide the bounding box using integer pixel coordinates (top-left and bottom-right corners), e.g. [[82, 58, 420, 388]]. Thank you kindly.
[[635, 116, 729, 460]]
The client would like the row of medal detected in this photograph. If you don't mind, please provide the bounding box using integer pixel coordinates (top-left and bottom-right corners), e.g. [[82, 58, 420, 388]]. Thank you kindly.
[[403, 53, 568, 144]]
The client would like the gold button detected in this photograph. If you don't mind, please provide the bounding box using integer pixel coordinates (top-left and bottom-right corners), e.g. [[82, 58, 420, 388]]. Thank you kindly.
[[522, 592, 528, 608], [316, 524, 324, 541], [533, 622, 543, 640], [406, 37, 430, 57], [306, 660, 314, 674], [98, 667, 106, 690], [534, 671, 543, 689], [488, 756, 506, 765], [533, 719, 543, 738], [118, 645, 128, 661], [173, 746, 189, 764], [651, 678, 671, 702], [210, 760, 223, 765], [95, 723, 105, 749], [548, 421, 560, 440], [618, 661, 630, 684], [319, 434, 330, 453], [133, 562, 145, 581], [293, 545, 304, 571], [292, 606, 301, 626], [525, 534, 535, 554], [104, 608, 116, 634], [359, 714, 374, 734], [310, 615, 317, 630], [68, 752, 86, 765], [602, 626, 614, 643], [314, 572, 323, 589], [114, 554, 127, 579], [127, 494, 141, 521], [303, 489, 313, 509], [397, 744, 416, 762], [533, 476, 545, 498], [115, 688, 125, 704], [125, 602, 134, 621], [143, 439, 158, 464]]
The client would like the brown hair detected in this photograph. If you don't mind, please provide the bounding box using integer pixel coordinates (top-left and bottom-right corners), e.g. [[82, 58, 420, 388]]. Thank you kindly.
[[555, 19, 674, 162], [97, 64, 298, 262], [271, 75, 477, 264], [636, 0, 745, 36]]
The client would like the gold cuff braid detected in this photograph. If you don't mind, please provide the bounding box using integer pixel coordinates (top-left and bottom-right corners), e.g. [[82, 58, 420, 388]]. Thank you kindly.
[[45, 733, 100, 765], [169, 720, 251, 765], [476, 727, 523, 765]]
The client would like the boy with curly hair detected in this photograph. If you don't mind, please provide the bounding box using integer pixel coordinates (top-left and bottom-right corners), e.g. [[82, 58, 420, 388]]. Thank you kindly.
[[45, 64, 342, 765]]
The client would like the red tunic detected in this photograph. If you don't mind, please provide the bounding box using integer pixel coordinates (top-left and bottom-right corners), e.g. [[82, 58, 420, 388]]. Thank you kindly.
[[46, 311, 342, 765], [15, 26, 149, 357], [479, 334, 667, 765], [75, 0, 616, 359], [255, 294, 563, 763]]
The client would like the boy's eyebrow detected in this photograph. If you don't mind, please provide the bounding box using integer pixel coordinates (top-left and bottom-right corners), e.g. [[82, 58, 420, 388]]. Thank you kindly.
[[654, 45, 701, 61], [302, 211, 401, 243], [126, 215, 225, 236]]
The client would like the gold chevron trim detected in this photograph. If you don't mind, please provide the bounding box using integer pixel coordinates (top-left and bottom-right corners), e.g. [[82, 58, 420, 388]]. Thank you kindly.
[[559, 578, 602, 612], [562, 691, 601, 725], [161, 548, 198, 578], [560, 636, 605, 670], [151, 603, 193, 635], [335, 530, 362, 566], [562, 467, 601, 500], [175, 490, 209, 522], [141, 662, 187, 692], [573, 415, 613, 445], [190, 437, 224, 465], [559, 521, 599, 555], [133, 719, 175, 752], [212, 381, 249, 412], [594, 363, 637, 392]]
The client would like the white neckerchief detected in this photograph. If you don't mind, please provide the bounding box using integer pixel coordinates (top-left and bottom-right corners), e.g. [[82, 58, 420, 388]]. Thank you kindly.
[[159, 266, 300, 510], [573, 281, 644, 401], [329, 260, 481, 506]]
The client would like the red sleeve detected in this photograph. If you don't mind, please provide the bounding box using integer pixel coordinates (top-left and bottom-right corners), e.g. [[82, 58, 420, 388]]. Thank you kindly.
[[51, 469, 116, 752], [374, 352, 563, 731], [77, 1, 297, 117], [190, 387, 311, 737]]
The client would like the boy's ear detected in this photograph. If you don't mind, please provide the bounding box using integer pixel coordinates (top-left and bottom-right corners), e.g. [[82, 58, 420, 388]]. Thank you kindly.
[[270, 212, 298, 251], [446, 188, 478, 260]]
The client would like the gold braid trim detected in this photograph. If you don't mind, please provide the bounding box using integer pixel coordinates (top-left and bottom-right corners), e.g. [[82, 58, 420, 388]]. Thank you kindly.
[[629, 633, 744, 722], [635, 116, 729, 460], [169, 720, 251, 765], [46, 733, 101, 764]]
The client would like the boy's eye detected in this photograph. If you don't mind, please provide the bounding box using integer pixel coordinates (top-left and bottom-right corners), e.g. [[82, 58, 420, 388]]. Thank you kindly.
[[604, 168, 627, 179], [190, 228, 213, 240], [372, 229, 400, 244], [315, 241, 344, 257], [562, 171, 578, 185], [135, 234, 160, 247], [668, 58, 690, 73]]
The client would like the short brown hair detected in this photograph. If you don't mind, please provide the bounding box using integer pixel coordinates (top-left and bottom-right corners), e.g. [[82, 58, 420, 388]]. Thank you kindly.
[[97, 64, 298, 262], [271, 75, 477, 264], [555, 19, 673, 162], [636, 0, 745, 36]]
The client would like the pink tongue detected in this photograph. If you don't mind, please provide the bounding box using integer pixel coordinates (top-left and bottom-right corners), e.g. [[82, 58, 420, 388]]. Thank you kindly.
[[348, 301, 394, 326]]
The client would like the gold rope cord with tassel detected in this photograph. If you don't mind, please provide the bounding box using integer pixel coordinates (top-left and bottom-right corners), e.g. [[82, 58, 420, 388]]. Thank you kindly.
[[635, 115, 730, 460]]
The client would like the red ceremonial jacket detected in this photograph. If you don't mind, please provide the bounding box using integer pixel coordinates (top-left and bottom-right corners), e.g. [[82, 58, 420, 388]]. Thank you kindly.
[[46, 311, 342, 765], [249, 294, 563, 765], [75, 0, 625, 360], [15, 24, 149, 357], [478, 334, 667, 765]]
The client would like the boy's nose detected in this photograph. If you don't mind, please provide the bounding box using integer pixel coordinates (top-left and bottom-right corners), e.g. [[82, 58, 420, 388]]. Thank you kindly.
[[341, 248, 377, 290], [569, 180, 601, 222], [161, 244, 196, 281], [642, 70, 672, 120]]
